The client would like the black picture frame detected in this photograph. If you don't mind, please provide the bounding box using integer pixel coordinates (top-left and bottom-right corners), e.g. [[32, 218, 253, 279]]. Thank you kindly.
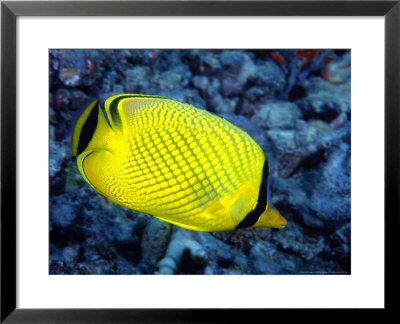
[[1, 0, 399, 322]]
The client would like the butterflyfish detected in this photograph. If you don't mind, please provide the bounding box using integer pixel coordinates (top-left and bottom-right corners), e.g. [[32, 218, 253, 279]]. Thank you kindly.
[[72, 94, 287, 232]]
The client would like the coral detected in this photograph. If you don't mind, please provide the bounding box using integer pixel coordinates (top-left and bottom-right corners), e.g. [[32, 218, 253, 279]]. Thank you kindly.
[[157, 229, 207, 274]]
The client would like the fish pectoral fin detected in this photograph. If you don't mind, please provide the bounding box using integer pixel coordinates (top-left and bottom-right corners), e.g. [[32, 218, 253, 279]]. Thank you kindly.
[[230, 195, 252, 224], [204, 199, 226, 215]]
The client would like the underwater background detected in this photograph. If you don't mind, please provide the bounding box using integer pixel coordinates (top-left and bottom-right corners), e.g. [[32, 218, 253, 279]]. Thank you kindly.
[[49, 49, 351, 275]]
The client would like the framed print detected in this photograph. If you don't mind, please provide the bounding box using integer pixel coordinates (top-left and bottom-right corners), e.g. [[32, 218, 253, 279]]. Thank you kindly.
[[1, 0, 399, 322]]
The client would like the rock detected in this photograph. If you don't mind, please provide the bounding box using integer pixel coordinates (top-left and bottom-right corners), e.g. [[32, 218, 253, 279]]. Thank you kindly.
[[249, 254, 283, 274], [295, 119, 350, 152], [267, 129, 297, 154], [271, 119, 350, 177], [182, 50, 222, 75], [192, 75, 210, 92], [308, 143, 351, 223], [219, 50, 256, 96], [155, 64, 192, 91], [249, 240, 302, 274], [251, 100, 302, 129], [62, 244, 80, 263], [51, 49, 106, 87], [195, 231, 249, 274], [53, 89, 89, 112], [50, 196, 76, 227], [250, 61, 286, 97], [325, 52, 351, 83], [273, 222, 325, 261], [49, 141, 69, 178], [301, 211, 325, 229], [298, 77, 351, 120], [124, 66, 151, 93], [208, 92, 235, 114], [138, 218, 172, 274], [64, 159, 86, 193]]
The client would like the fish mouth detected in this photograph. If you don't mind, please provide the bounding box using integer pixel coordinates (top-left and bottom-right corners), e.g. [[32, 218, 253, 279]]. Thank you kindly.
[[270, 221, 286, 229], [277, 217, 287, 229]]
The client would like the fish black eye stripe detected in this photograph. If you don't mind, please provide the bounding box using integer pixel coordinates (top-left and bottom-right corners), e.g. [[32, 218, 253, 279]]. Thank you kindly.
[[77, 103, 99, 155], [235, 159, 269, 229]]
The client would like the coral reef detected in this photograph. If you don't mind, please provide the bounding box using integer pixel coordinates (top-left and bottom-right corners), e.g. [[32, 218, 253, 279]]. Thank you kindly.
[[49, 49, 351, 275], [157, 229, 207, 275]]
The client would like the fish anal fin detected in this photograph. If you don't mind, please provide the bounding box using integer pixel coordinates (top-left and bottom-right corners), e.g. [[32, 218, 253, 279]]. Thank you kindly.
[[153, 215, 208, 232]]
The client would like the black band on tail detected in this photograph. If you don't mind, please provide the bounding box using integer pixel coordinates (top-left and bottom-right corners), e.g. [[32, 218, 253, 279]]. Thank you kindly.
[[235, 159, 269, 229]]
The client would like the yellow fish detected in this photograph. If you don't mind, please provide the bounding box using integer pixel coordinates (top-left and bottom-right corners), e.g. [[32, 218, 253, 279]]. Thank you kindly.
[[72, 94, 286, 232]]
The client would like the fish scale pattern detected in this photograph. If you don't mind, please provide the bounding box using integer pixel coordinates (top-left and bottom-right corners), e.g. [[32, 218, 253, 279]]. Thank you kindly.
[[104, 98, 264, 229]]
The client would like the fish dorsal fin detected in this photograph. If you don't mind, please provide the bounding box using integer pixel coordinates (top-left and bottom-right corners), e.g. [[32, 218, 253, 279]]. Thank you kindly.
[[104, 94, 173, 131]]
